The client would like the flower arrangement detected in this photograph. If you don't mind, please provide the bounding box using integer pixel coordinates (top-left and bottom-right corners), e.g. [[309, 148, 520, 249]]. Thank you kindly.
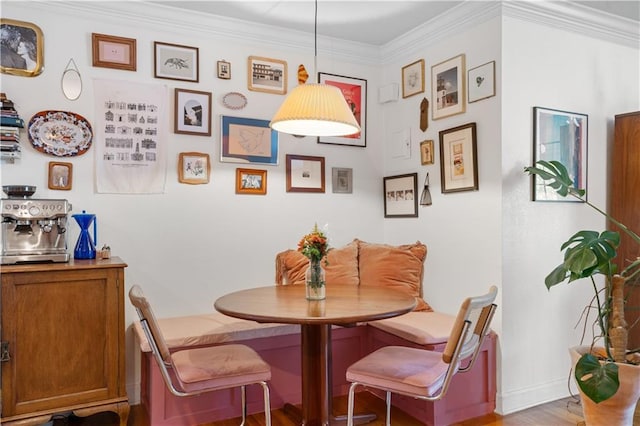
[[297, 223, 330, 263]]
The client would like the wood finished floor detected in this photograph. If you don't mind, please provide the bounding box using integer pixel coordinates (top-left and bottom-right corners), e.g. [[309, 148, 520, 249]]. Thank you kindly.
[[52, 391, 640, 426]]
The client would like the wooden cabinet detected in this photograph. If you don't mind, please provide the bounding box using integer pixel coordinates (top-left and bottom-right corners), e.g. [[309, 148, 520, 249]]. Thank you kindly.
[[610, 111, 640, 349], [1, 257, 129, 426]]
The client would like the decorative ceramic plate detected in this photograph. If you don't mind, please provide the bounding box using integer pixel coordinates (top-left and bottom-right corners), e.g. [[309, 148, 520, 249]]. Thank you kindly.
[[28, 110, 93, 157]]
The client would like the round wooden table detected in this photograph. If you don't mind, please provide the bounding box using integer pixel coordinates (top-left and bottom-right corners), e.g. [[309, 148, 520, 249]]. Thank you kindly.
[[214, 285, 417, 426]]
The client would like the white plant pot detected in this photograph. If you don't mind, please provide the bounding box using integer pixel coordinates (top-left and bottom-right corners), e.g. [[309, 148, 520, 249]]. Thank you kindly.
[[570, 346, 640, 426]]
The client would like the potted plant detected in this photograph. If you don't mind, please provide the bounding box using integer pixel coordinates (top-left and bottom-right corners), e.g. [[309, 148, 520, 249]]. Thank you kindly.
[[525, 160, 640, 425]]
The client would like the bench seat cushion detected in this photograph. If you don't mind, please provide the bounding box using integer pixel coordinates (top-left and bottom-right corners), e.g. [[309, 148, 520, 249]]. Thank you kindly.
[[368, 311, 456, 345], [133, 312, 299, 352]]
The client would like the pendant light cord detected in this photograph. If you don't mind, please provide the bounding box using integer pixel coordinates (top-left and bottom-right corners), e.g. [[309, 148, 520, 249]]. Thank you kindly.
[[314, 0, 318, 83]]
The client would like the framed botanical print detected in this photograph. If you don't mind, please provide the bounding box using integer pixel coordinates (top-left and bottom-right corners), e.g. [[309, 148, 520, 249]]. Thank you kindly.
[[317, 72, 367, 147], [0, 18, 44, 77], [220, 115, 278, 165], [384, 173, 418, 218], [402, 59, 425, 98], [431, 54, 466, 120], [247, 56, 287, 94], [286, 154, 325, 193], [439, 122, 478, 193], [174, 88, 212, 136], [154, 41, 199, 82], [235, 168, 267, 195], [91, 33, 136, 71], [178, 152, 210, 184]]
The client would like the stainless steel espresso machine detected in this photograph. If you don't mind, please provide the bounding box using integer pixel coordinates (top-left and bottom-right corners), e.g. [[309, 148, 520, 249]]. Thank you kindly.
[[1, 185, 72, 264]]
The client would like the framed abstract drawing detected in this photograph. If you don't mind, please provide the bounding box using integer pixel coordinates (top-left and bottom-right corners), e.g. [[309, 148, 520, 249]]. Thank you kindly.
[[439, 122, 478, 193], [383, 173, 418, 218], [431, 54, 466, 120], [220, 115, 279, 165], [532, 107, 588, 202], [317, 72, 367, 147]]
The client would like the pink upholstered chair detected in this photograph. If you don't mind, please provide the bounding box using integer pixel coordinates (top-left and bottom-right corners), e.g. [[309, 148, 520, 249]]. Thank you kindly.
[[128, 285, 272, 425], [346, 285, 498, 426]]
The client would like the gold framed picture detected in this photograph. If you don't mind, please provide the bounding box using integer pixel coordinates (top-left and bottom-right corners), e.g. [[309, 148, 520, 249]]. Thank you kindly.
[[0, 18, 44, 77], [235, 168, 267, 195], [91, 33, 136, 71], [402, 59, 425, 98], [48, 161, 72, 190], [178, 152, 210, 184], [247, 56, 287, 94], [420, 140, 434, 165]]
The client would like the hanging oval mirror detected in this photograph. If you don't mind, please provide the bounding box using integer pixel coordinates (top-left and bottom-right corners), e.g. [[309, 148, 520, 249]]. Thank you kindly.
[[61, 59, 82, 101]]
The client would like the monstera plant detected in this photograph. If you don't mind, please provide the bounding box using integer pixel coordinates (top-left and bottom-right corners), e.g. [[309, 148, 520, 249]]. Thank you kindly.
[[524, 161, 640, 410]]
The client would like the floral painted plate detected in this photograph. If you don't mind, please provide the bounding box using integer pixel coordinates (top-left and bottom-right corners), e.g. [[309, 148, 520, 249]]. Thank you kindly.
[[28, 110, 93, 157]]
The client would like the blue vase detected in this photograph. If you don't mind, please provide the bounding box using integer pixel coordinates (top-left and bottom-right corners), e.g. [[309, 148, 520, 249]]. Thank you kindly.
[[73, 211, 96, 259]]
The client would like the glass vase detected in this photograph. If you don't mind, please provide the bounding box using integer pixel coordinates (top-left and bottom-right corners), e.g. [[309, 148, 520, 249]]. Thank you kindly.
[[305, 258, 326, 300]]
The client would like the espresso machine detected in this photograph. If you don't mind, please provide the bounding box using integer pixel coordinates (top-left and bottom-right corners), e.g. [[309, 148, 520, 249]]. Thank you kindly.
[[1, 185, 72, 264]]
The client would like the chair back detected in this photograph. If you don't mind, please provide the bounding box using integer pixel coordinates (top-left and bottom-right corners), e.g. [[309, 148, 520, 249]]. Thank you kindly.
[[129, 285, 173, 366], [442, 285, 498, 368]]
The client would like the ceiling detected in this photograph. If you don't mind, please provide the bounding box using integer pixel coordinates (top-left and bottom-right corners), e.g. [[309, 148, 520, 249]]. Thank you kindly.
[[152, 1, 639, 45]]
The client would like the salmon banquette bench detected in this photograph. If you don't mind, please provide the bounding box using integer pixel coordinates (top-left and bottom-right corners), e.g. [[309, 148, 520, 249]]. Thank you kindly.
[[132, 239, 496, 426]]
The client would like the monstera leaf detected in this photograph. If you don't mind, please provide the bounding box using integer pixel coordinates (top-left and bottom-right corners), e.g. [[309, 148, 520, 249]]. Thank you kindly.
[[575, 353, 620, 404]]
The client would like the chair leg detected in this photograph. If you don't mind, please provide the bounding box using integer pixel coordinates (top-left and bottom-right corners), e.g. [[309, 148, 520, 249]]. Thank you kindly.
[[347, 382, 359, 426], [260, 381, 271, 426], [385, 391, 391, 426], [240, 385, 247, 426]]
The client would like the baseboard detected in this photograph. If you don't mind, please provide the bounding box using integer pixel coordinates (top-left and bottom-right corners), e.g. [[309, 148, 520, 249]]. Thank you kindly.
[[498, 377, 572, 415]]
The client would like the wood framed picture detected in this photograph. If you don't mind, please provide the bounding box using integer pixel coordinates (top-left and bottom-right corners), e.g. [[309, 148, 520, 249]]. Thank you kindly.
[[217, 60, 231, 79], [431, 54, 466, 120], [48, 161, 72, 190], [235, 168, 267, 195], [439, 122, 478, 193], [247, 56, 287, 94], [154, 41, 199, 82], [174, 88, 212, 136], [178, 152, 210, 184], [468, 61, 496, 103], [220, 115, 278, 165], [91, 33, 136, 71], [0, 18, 44, 77], [532, 107, 588, 202], [402, 59, 425, 98], [317, 72, 367, 147], [286, 154, 325, 193], [383, 173, 418, 218], [420, 139, 435, 165], [332, 167, 353, 194]]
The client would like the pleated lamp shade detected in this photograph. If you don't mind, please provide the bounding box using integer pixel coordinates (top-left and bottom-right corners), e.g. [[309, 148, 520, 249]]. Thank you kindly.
[[270, 83, 361, 137]]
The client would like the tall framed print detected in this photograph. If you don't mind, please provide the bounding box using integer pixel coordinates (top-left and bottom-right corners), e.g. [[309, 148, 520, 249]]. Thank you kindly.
[[532, 107, 588, 202], [174, 88, 211, 136], [384, 173, 418, 218], [439, 122, 478, 193], [317, 72, 367, 147], [220, 115, 278, 165], [431, 54, 465, 120]]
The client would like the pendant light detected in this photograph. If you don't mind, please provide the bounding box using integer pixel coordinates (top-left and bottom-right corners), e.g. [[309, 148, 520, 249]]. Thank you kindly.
[[270, 0, 361, 137]]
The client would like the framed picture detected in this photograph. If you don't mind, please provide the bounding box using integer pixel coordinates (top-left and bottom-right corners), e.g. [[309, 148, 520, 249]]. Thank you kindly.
[[431, 54, 466, 120], [402, 59, 425, 98], [235, 168, 267, 195], [91, 33, 136, 71], [154, 41, 199, 82], [174, 88, 212, 136], [220, 115, 278, 165], [468, 61, 495, 103], [0, 18, 44, 77], [217, 60, 231, 79], [420, 140, 435, 165], [383, 173, 418, 218], [247, 56, 287, 94], [532, 107, 588, 202], [48, 161, 72, 190], [317, 72, 367, 147], [439, 122, 478, 193], [286, 154, 325, 193], [178, 152, 210, 184], [332, 167, 353, 194]]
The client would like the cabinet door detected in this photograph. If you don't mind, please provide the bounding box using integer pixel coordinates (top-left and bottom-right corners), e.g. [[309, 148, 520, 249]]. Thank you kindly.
[[1, 267, 122, 417]]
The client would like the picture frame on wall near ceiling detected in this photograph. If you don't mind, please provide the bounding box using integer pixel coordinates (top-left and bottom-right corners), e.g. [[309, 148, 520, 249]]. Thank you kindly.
[[220, 115, 279, 165], [247, 56, 287, 94], [532, 107, 588, 202], [178, 152, 210, 184], [317, 72, 367, 147], [468, 61, 495, 103], [431, 54, 466, 120], [401, 59, 425, 98], [439, 122, 478, 193], [286, 154, 325, 193], [48, 161, 72, 190], [174, 88, 212, 136], [0, 18, 44, 77], [383, 173, 418, 218], [91, 33, 136, 71], [217, 60, 231, 79], [332, 167, 353, 194], [154, 41, 199, 82], [235, 168, 267, 195]]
